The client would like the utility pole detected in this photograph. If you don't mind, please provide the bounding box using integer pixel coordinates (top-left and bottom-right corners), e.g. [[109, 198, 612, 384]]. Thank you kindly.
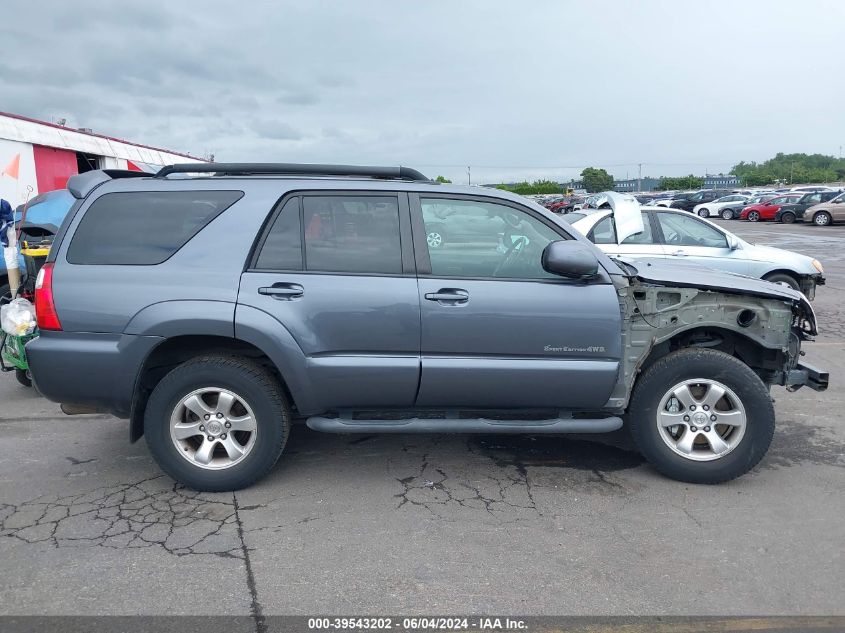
[[637, 163, 642, 192], [467, 166, 471, 186]]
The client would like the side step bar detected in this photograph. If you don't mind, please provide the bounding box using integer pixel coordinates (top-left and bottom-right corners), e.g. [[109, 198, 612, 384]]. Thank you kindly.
[[306, 415, 623, 434]]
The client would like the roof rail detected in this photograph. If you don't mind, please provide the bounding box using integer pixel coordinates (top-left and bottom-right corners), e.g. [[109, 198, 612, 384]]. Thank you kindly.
[[154, 163, 431, 182]]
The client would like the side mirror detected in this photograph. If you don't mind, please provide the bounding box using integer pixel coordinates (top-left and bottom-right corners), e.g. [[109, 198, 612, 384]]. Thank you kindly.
[[541, 241, 600, 279], [727, 235, 740, 250]]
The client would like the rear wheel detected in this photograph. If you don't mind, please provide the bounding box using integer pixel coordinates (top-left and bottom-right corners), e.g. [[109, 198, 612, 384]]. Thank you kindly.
[[697, 208, 709, 217], [144, 355, 290, 491], [780, 212, 796, 224], [813, 211, 831, 226], [763, 272, 800, 291], [721, 209, 735, 220], [628, 348, 774, 484], [747, 211, 760, 222]]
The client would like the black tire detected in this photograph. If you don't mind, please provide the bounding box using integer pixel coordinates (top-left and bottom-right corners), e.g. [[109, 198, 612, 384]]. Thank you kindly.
[[628, 348, 775, 484], [697, 208, 709, 217], [721, 209, 735, 220], [763, 272, 800, 291], [779, 212, 796, 224], [15, 368, 32, 387], [144, 355, 290, 491], [812, 211, 831, 226]]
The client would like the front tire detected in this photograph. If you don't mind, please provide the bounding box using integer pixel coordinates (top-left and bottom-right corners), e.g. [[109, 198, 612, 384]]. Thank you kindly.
[[813, 211, 831, 226], [697, 208, 709, 217], [144, 355, 290, 491], [15, 368, 32, 387], [721, 209, 735, 220], [763, 272, 800, 291], [628, 348, 774, 484]]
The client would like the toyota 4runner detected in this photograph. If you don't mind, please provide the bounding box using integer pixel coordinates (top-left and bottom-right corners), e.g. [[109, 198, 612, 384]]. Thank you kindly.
[[26, 164, 828, 491]]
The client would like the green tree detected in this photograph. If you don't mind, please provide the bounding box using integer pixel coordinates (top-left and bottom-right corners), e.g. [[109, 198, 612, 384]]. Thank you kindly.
[[580, 167, 614, 193], [656, 175, 704, 191], [434, 175, 452, 183], [731, 153, 844, 185], [495, 179, 562, 195]]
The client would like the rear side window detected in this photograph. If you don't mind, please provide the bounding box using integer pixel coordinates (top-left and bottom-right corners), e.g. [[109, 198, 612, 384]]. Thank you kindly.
[[66, 191, 243, 265], [255, 197, 303, 270], [302, 195, 401, 274]]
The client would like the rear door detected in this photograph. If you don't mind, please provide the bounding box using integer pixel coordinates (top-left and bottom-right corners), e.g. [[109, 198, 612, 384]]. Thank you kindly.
[[411, 194, 622, 409], [655, 211, 749, 275], [238, 192, 421, 410]]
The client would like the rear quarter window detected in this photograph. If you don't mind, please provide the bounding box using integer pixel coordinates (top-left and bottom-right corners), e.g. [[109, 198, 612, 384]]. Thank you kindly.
[[66, 191, 243, 265]]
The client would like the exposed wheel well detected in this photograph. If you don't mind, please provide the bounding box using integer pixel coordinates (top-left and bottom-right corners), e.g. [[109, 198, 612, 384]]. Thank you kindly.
[[639, 327, 786, 384], [129, 335, 295, 442]]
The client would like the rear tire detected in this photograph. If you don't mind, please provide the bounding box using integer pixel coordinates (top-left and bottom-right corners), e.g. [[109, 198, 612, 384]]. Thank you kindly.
[[780, 212, 796, 224], [628, 348, 774, 484], [813, 211, 831, 226], [144, 355, 290, 491], [747, 211, 760, 222], [697, 208, 709, 217], [763, 272, 800, 291], [721, 209, 735, 220]]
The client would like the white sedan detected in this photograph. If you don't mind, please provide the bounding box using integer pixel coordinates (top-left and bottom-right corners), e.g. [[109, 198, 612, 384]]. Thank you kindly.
[[692, 194, 750, 218], [570, 205, 825, 299]]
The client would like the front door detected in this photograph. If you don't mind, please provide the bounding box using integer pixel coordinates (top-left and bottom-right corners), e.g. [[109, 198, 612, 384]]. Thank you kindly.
[[238, 192, 420, 410], [412, 194, 622, 410], [655, 211, 749, 275]]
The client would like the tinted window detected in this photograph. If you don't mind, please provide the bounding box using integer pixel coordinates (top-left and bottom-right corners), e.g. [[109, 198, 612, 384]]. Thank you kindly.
[[303, 195, 401, 274], [657, 213, 728, 248], [590, 216, 617, 244], [255, 197, 302, 270], [67, 191, 243, 265], [421, 198, 561, 279]]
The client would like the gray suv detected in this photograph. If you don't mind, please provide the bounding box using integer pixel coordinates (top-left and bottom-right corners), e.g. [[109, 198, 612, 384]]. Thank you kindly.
[[27, 164, 827, 491]]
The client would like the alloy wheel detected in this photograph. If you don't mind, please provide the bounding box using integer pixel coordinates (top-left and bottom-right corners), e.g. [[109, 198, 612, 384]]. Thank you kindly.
[[170, 387, 258, 470], [656, 379, 747, 462]]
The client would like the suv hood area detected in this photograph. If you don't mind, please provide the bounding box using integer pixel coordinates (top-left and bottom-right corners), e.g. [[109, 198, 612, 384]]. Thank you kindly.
[[617, 257, 818, 335]]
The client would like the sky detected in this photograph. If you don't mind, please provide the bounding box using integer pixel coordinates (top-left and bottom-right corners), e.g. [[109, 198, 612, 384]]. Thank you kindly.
[[1, 0, 843, 184]]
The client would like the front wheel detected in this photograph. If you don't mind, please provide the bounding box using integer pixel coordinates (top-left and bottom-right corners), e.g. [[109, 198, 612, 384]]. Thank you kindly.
[[721, 209, 735, 220], [628, 348, 774, 484], [697, 208, 709, 217], [747, 211, 760, 222], [15, 368, 32, 387], [813, 211, 831, 226], [763, 272, 800, 291], [144, 355, 290, 491]]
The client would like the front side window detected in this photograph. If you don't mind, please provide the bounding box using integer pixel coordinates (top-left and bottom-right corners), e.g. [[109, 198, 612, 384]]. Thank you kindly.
[[421, 198, 561, 279], [67, 190, 243, 265], [657, 213, 728, 248], [302, 196, 402, 274]]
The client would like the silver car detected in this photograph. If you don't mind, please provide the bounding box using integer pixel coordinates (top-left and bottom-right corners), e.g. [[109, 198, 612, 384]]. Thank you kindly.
[[571, 205, 825, 298]]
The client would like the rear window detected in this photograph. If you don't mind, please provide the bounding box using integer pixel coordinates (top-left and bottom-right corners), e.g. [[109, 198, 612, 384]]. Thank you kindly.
[[66, 191, 243, 265]]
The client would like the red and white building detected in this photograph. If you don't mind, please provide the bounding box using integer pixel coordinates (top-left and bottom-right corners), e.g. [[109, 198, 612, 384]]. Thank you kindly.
[[0, 111, 205, 206]]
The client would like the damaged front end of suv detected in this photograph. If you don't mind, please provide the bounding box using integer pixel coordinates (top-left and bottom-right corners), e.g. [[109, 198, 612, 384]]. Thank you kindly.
[[605, 257, 828, 413]]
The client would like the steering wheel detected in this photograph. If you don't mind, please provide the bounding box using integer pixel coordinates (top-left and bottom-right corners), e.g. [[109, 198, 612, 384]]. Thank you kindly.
[[493, 236, 528, 277]]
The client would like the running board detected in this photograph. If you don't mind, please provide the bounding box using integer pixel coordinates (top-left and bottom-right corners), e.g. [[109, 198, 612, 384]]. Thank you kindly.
[[306, 415, 623, 434]]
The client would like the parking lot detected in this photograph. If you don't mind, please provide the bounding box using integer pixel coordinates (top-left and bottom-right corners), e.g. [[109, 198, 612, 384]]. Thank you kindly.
[[0, 219, 842, 617]]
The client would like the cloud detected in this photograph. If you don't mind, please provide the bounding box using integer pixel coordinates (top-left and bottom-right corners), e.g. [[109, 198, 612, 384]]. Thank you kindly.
[[1, 0, 843, 183]]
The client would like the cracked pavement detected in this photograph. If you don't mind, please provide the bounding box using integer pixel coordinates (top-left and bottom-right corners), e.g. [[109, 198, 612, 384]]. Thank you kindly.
[[0, 221, 843, 617]]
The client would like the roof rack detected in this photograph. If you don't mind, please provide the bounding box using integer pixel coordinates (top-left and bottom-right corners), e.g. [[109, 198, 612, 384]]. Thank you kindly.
[[154, 163, 431, 182]]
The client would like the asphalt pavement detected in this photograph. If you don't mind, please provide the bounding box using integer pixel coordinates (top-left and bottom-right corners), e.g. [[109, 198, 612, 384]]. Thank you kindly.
[[0, 219, 842, 618]]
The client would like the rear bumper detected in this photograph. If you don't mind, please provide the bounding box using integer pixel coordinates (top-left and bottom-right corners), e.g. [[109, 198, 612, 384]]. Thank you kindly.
[[786, 361, 829, 392], [26, 331, 162, 417]]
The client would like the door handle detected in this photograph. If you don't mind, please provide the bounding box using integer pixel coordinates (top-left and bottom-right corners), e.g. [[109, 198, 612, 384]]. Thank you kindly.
[[258, 283, 304, 299], [424, 288, 469, 304], [672, 250, 687, 256]]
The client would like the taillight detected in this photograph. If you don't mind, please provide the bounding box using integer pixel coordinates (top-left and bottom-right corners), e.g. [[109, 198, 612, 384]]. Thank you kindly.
[[35, 262, 62, 331]]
